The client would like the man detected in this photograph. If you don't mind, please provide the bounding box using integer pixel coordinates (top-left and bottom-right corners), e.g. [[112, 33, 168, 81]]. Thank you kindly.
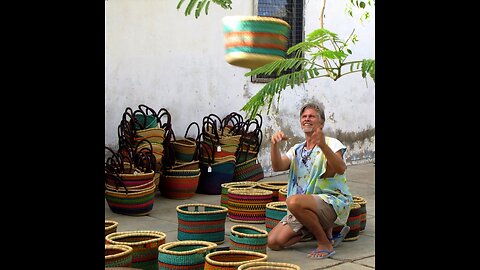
[[267, 102, 353, 259]]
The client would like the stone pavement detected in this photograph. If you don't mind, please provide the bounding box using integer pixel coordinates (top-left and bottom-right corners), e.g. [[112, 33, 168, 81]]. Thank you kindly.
[[105, 163, 375, 269]]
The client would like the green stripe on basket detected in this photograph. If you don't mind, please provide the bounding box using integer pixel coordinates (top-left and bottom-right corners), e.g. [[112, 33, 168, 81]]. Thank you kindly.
[[226, 47, 286, 57], [105, 193, 155, 204], [224, 21, 290, 36]]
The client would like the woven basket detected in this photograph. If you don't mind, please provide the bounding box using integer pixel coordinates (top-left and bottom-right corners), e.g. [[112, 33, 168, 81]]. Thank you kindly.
[[105, 184, 156, 216], [157, 240, 217, 270], [171, 138, 197, 163], [257, 181, 288, 201], [228, 188, 273, 223], [220, 181, 258, 208], [265, 201, 288, 232], [353, 195, 367, 231], [134, 127, 165, 144], [159, 172, 201, 200], [233, 158, 265, 182], [105, 220, 119, 237], [105, 244, 133, 268], [171, 160, 200, 170], [278, 187, 287, 201], [223, 16, 291, 69], [105, 230, 166, 270], [105, 170, 156, 189], [197, 156, 237, 195], [238, 262, 301, 270], [204, 250, 268, 270], [176, 203, 229, 244], [333, 202, 362, 242], [229, 225, 268, 254]]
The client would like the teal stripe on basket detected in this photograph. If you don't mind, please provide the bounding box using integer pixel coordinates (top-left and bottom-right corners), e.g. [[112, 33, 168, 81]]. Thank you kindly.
[[230, 235, 267, 246], [226, 47, 286, 57], [177, 212, 227, 221], [158, 252, 206, 266], [177, 231, 225, 242], [224, 21, 290, 36]]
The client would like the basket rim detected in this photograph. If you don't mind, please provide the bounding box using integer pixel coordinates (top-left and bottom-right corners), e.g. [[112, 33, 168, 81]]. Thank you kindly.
[[353, 195, 367, 204], [266, 201, 287, 210], [228, 188, 273, 196], [176, 203, 228, 214], [105, 230, 166, 246], [105, 220, 119, 230], [105, 244, 133, 260], [238, 261, 300, 270], [222, 16, 291, 28], [230, 224, 268, 237], [164, 173, 201, 179], [205, 250, 268, 266], [158, 240, 217, 255], [221, 181, 258, 189], [257, 181, 288, 189]]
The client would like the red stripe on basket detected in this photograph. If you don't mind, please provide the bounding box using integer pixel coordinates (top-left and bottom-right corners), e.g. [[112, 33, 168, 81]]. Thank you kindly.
[[107, 198, 155, 209], [158, 262, 205, 269]]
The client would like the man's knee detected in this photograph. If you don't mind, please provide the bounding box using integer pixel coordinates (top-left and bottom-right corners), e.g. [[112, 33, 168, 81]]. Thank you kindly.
[[286, 194, 303, 211], [267, 235, 283, 251]]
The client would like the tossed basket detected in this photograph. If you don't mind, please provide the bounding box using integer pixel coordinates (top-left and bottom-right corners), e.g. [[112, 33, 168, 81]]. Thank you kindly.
[[228, 188, 273, 223], [265, 201, 288, 232], [229, 225, 268, 254], [105, 230, 166, 270], [105, 244, 133, 268], [220, 181, 258, 208], [204, 250, 268, 270], [238, 261, 301, 270], [157, 240, 217, 270], [176, 203, 229, 244], [257, 181, 288, 201], [105, 220, 119, 237]]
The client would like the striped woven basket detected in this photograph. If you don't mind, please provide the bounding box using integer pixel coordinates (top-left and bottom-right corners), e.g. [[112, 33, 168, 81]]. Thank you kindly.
[[333, 202, 362, 242], [105, 244, 133, 268], [171, 138, 197, 163], [238, 261, 301, 270], [228, 188, 273, 223], [265, 201, 288, 232], [223, 16, 291, 69], [204, 250, 268, 270], [157, 240, 217, 270], [176, 204, 228, 244], [233, 157, 264, 182], [171, 160, 200, 170], [105, 170, 156, 189], [159, 172, 201, 200], [197, 156, 237, 195], [134, 127, 165, 144], [353, 195, 367, 231], [278, 186, 287, 201], [257, 181, 288, 201], [105, 183, 156, 216], [220, 181, 258, 208], [105, 220, 119, 237], [105, 230, 166, 270], [229, 225, 268, 254]]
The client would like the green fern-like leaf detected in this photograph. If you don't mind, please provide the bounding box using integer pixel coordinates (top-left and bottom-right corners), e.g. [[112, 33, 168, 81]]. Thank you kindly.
[[177, 0, 232, 18]]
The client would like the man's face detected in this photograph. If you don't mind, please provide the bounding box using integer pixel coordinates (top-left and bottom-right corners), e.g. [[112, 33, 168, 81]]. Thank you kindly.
[[301, 108, 323, 133]]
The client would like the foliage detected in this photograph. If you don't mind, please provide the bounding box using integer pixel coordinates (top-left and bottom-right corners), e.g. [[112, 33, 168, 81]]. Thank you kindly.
[[176, 0, 232, 18]]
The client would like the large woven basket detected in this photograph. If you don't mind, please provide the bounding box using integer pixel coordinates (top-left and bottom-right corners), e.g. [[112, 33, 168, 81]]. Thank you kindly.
[[204, 250, 268, 270], [238, 261, 301, 270], [176, 203, 228, 244], [333, 202, 362, 242], [157, 240, 217, 270], [105, 230, 166, 270], [223, 16, 291, 69], [105, 220, 119, 237], [171, 138, 197, 162], [159, 172, 201, 199], [229, 225, 268, 254], [105, 244, 133, 268], [105, 183, 156, 216], [257, 181, 288, 201], [228, 188, 273, 223], [220, 181, 258, 208], [265, 201, 288, 232], [353, 195, 367, 231]]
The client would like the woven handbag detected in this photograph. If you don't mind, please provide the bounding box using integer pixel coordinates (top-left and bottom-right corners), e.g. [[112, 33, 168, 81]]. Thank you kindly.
[[105, 244, 133, 268], [197, 142, 236, 195], [105, 220, 119, 237], [353, 195, 367, 231], [171, 122, 200, 163], [238, 262, 301, 270], [228, 188, 273, 223], [204, 250, 268, 270], [265, 201, 287, 232], [229, 225, 268, 254], [233, 157, 264, 182], [176, 203, 229, 244], [257, 181, 288, 201], [105, 230, 166, 270], [157, 240, 217, 270], [220, 181, 258, 208], [223, 16, 291, 69]]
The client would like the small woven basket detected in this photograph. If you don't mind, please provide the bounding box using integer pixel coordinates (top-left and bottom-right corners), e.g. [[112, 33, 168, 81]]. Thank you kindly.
[[159, 172, 201, 200], [228, 188, 273, 223], [105, 220, 119, 237], [257, 181, 288, 201], [229, 225, 268, 254], [238, 261, 301, 270], [265, 201, 288, 232], [157, 240, 217, 270], [278, 187, 287, 201], [105, 244, 133, 268], [353, 195, 367, 231], [220, 181, 258, 208], [105, 230, 166, 270], [176, 203, 228, 244], [204, 250, 268, 270]]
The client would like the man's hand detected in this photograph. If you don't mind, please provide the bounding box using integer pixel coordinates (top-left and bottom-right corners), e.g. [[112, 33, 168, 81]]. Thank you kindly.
[[271, 131, 289, 145], [311, 126, 326, 147]]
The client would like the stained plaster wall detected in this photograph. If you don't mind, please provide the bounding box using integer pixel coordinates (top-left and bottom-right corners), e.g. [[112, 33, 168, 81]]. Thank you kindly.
[[105, 0, 375, 176]]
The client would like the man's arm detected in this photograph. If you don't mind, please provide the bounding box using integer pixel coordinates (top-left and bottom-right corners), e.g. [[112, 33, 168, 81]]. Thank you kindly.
[[271, 131, 291, 171]]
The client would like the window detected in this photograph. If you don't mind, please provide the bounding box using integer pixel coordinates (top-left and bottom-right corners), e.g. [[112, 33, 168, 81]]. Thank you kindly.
[[252, 0, 304, 83]]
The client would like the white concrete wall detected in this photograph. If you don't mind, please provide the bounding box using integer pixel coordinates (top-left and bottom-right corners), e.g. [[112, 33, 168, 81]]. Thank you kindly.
[[105, 0, 375, 176]]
